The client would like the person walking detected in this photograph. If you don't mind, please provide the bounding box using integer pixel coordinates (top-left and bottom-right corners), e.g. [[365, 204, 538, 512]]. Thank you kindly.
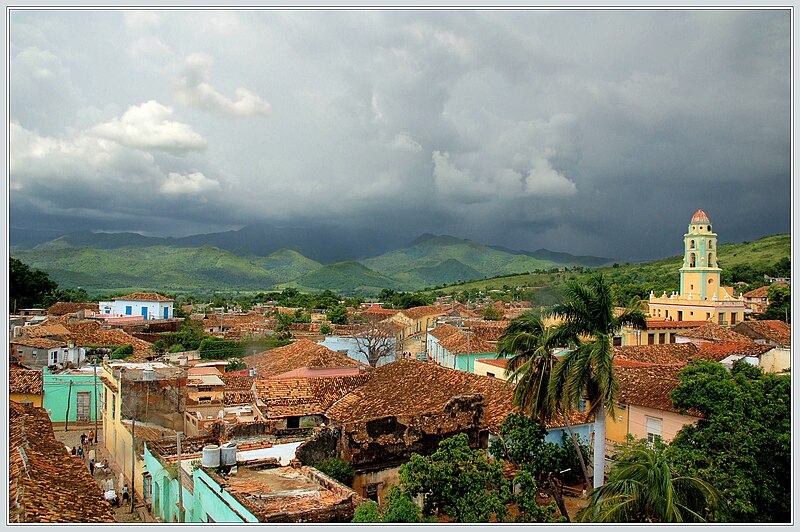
[[88, 429, 95, 445], [122, 484, 129, 503], [89, 459, 95, 476], [77, 446, 84, 459], [80, 433, 87, 446], [71, 446, 77, 456]]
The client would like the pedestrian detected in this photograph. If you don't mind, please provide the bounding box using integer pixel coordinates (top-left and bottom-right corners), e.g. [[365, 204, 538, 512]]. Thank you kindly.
[[122, 484, 129, 503], [88, 429, 95, 444], [77, 446, 84, 459], [89, 459, 95, 476], [80, 433, 87, 446], [71, 446, 77, 456], [87, 448, 96, 462], [103, 459, 110, 474]]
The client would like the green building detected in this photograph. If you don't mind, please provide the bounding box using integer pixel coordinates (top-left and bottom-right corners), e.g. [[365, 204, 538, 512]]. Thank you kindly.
[[43, 366, 104, 424]]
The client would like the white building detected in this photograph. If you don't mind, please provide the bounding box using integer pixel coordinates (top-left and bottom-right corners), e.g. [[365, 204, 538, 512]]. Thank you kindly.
[[98, 292, 174, 320]]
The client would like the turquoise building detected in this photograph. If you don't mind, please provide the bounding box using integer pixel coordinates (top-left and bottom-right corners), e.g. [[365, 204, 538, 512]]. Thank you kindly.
[[43, 366, 104, 423]]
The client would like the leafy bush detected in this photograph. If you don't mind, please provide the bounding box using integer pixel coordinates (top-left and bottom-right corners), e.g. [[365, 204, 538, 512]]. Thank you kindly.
[[352, 501, 380, 522], [111, 344, 134, 359], [168, 343, 186, 353], [198, 338, 243, 359], [320, 323, 332, 335], [314, 457, 355, 486]]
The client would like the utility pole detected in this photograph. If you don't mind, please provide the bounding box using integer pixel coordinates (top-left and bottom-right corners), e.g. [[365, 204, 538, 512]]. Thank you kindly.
[[64, 380, 73, 431], [176, 432, 183, 523], [93, 360, 99, 443], [130, 371, 136, 514]]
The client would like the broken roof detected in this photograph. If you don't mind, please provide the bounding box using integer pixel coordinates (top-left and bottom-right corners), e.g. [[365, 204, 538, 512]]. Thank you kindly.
[[732, 320, 791, 346], [9, 402, 115, 523], [254, 374, 370, 419]]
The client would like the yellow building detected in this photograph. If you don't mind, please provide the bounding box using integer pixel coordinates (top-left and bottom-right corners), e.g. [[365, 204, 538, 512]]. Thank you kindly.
[[648, 210, 748, 326], [10, 367, 44, 407]]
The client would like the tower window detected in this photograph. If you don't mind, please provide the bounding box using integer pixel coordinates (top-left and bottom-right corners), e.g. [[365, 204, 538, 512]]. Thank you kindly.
[[708, 241, 713, 249], [689, 253, 696, 267], [690, 239, 695, 249], [708, 253, 713, 266]]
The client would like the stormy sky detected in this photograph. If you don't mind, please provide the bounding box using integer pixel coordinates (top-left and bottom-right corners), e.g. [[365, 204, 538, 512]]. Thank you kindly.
[[8, 9, 791, 261]]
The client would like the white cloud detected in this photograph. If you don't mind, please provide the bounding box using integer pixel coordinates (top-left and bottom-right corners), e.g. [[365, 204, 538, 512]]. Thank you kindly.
[[123, 11, 160, 29], [175, 53, 271, 117], [160, 171, 220, 196], [90, 100, 207, 154], [386, 132, 422, 153]]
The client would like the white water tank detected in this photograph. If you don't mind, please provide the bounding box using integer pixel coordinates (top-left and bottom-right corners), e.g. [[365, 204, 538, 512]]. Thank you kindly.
[[220, 443, 237, 466], [202, 445, 220, 467]]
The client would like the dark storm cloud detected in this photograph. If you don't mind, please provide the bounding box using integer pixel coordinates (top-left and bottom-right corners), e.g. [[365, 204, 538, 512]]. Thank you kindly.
[[8, 9, 791, 260]]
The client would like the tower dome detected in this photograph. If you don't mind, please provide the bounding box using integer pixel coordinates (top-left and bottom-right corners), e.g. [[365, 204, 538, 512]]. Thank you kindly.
[[691, 209, 710, 224]]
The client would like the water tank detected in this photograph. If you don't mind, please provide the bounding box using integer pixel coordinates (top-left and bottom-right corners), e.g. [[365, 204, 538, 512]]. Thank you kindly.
[[202, 445, 220, 467], [142, 367, 155, 381], [220, 443, 237, 466]]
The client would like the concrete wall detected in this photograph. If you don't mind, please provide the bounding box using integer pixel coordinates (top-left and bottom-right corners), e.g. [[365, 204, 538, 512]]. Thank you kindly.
[[473, 359, 508, 380], [43, 369, 104, 423], [544, 423, 594, 447], [10, 392, 43, 407], [761, 347, 791, 373], [605, 404, 631, 443], [192, 468, 257, 523], [627, 405, 700, 443], [352, 464, 402, 505]]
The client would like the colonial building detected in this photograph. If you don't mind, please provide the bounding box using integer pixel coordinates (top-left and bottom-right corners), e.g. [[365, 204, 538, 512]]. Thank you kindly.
[[648, 210, 748, 326]]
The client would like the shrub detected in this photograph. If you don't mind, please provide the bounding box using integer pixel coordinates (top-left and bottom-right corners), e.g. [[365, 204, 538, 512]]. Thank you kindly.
[[314, 457, 355, 486], [111, 344, 134, 359], [352, 501, 380, 522]]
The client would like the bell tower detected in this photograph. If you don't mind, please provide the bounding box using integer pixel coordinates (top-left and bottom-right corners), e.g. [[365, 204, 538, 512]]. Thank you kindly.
[[679, 209, 721, 300]]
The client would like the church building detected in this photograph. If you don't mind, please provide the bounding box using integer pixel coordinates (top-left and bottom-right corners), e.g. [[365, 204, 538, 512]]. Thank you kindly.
[[647, 209, 748, 326]]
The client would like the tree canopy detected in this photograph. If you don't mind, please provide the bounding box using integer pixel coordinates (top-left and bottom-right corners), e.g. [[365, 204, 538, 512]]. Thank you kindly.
[[667, 360, 790, 522], [10, 257, 59, 310]]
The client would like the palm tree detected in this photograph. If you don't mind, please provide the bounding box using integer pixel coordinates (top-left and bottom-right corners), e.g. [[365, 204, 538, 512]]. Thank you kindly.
[[550, 273, 647, 489], [496, 313, 593, 491], [577, 440, 720, 522]]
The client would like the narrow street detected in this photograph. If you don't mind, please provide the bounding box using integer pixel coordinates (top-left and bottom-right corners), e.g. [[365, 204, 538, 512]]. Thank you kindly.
[[52, 423, 151, 523]]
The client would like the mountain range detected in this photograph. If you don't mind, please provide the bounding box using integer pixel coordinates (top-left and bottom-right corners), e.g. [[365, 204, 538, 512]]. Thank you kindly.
[[10, 224, 615, 296]]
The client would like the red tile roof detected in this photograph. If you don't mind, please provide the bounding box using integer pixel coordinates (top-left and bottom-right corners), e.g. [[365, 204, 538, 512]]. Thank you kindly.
[[117, 292, 173, 302], [46, 302, 98, 316], [615, 365, 701, 417], [325, 359, 591, 433], [465, 320, 511, 341], [10, 337, 67, 349], [428, 323, 460, 340], [732, 320, 791, 346], [612, 343, 700, 366], [254, 374, 369, 419], [474, 358, 511, 370], [9, 402, 115, 522], [691, 209, 710, 223], [253, 339, 366, 377], [398, 305, 450, 320], [438, 331, 495, 354], [677, 322, 754, 343], [742, 286, 771, 299], [694, 342, 774, 362], [10, 369, 43, 395]]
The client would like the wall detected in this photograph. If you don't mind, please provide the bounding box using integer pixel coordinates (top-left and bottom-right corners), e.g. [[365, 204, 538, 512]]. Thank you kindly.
[[192, 468, 257, 523], [43, 369, 104, 423], [10, 392, 43, 407], [760, 347, 791, 374], [544, 423, 594, 447], [473, 359, 508, 380], [627, 405, 700, 443], [352, 464, 402, 505], [605, 404, 631, 443]]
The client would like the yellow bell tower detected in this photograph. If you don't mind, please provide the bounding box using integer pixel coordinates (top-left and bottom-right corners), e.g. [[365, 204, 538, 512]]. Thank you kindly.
[[679, 209, 721, 300]]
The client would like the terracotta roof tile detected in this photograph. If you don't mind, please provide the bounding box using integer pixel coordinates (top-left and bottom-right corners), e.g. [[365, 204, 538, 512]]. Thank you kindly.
[[10, 337, 67, 349], [644, 319, 709, 330], [398, 305, 450, 320], [474, 358, 511, 370], [254, 374, 370, 418], [691, 209, 711, 223], [465, 320, 511, 342], [46, 302, 98, 316], [23, 324, 71, 338], [613, 343, 699, 366], [677, 322, 754, 343], [117, 292, 173, 302], [615, 365, 701, 417], [428, 323, 460, 340], [438, 331, 495, 354], [9, 402, 115, 523], [742, 285, 771, 299], [694, 342, 774, 362], [253, 339, 365, 377], [732, 320, 791, 346], [325, 359, 591, 433], [9, 369, 43, 395]]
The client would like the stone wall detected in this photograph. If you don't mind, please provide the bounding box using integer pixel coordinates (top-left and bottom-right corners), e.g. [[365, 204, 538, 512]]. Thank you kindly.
[[295, 426, 342, 465]]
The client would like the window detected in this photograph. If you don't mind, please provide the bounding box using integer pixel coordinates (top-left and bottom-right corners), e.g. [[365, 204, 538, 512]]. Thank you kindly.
[[708, 253, 713, 266], [19, 401, 33, 407], [199, 396, 212, 403], [730, 313, 737, 325], [670, 333, 676, 343], [287, 416, 300, 429], [718, 313, 726, 325], [690, 239, 695, 249], [689, 253, 696, 267], [612, 336, 622, 346], [111, 394, 116, 420], [197, 386, 212, 392], [708, 241, 713, 249], [646, 416, 663, 443], [125, 305, 133, 315], [677, 311, 683, 321], [648, 333, 655, 345], [578, 399, 587, 411], [659, 333, 666, 344], [486, 372, 495, 378]]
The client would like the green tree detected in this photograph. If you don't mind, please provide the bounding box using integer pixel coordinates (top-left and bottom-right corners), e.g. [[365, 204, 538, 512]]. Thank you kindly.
[[351, 501, 381, 522], [111, 344, 134, 359], [481, 305, 503, 321], [667, 360, 790, 522], [578, 439, 719, 523], [327, 304, 349, 325], [226, 359, 247, 372], [399, 433, 510, 522], [550, 274, 647, 489], [757, 284, 790, 323], [9, 257, 59, 311], [314, 457, 354, 486], [198, 338, 243, 359], [381, 486, 431, 523], [496, 314, 592, 490], [319, 322, 332, 335]]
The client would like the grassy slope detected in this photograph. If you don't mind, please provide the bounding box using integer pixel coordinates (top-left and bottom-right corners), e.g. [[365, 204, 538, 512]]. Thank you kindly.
[[424, 233, 791, 298], [279, 261, 403, 294]]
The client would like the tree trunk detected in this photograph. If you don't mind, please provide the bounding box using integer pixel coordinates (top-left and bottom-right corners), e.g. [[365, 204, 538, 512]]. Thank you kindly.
[[544, 474, 570, 522], [558, 407, 593, 491], [593, 404, 607, 489]]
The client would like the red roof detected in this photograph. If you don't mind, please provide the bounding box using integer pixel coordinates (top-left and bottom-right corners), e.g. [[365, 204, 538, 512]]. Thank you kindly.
[[116, 292, 173, 302], [694, 341, 774, 362], [732, 320, 791, 346], [691, 209, 711, 223], [645, 319, 708, 330], [475, 358, 511, 370]]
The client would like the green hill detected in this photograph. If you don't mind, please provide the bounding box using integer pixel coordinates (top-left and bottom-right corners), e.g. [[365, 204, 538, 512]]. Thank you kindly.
[[425, 233, 791, 305], [361, 234, 559, 283], [281, 261, 402, 295], [395, 258, 483, 288], [12, 245, 282, 294], [260, 249, 322, 281]]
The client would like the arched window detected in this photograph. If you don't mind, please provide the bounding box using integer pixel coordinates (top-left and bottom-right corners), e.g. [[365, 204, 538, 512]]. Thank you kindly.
[[689, 253, 696, 267], [690, 239, 695, 249], [708, 253, 713, 266], [708, 241, 713, 249]]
